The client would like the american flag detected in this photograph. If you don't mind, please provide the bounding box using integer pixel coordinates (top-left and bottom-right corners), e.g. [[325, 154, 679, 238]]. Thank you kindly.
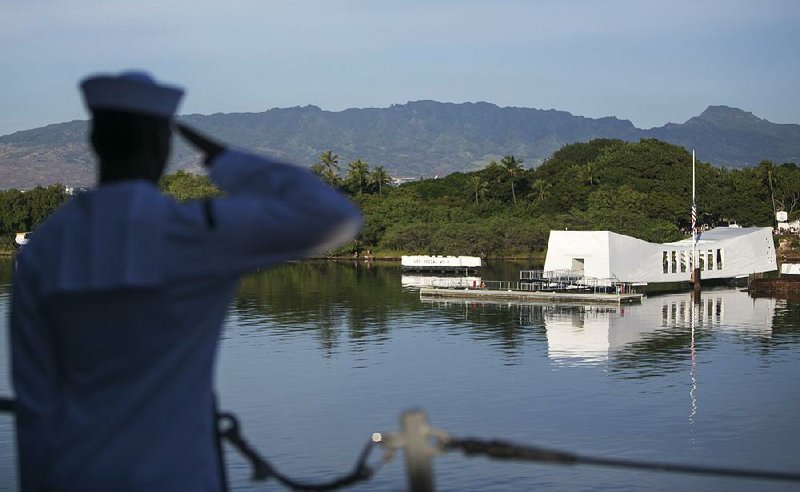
[[691, 201, 697, 232]]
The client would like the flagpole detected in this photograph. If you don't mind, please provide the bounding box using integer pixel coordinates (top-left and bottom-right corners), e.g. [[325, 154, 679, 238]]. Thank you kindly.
[[692, 150, 696, 260], [692, 150, 700, 290]]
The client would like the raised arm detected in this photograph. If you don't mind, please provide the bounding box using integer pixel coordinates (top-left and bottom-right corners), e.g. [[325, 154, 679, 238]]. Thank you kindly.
[[168, 124, 362, 276]]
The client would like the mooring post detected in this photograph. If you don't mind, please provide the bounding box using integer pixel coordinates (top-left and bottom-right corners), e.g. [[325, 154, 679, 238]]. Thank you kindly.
[[400, 409, 436, 492]]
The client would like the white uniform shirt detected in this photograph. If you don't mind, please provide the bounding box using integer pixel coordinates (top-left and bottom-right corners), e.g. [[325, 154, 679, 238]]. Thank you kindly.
[[10, 149, 361, 491]]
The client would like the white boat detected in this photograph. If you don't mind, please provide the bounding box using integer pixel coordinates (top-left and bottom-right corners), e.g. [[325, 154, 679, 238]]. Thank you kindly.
[[14, 231, 32, 249], [400, 255, 481, 272]]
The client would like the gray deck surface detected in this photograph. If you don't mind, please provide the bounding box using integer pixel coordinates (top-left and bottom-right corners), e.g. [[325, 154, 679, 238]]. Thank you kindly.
[[419, 287, 644, 304]]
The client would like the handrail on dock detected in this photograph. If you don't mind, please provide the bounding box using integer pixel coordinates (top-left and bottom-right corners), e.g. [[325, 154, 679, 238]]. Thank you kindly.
[[519, 269, 638, 295]]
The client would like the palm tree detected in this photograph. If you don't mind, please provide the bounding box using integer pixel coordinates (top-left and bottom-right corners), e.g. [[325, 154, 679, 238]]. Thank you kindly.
[[531, 179, 551, 203], [369, 166, 392, 196], [501, 155, 523, 206], [346, 159, 370, 195], [313, 150, 341, 187], [469, 175, 488, 205], [759, 160, 778, 218], [582, 162, 599, 186]]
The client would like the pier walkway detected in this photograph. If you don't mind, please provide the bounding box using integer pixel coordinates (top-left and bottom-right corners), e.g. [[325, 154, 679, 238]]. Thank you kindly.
[[419, 287, 643, 305]]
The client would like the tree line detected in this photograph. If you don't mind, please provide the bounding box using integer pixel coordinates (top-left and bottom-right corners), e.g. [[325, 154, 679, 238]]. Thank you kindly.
[[310, 150, 392, 196], [0, 185, 69, 235], [2, 139, 797, 258], [348, 138, 797, 258]]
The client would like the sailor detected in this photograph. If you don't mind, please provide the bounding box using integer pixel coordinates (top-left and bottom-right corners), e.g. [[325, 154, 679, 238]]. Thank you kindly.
[[10, 71, 361, 491]]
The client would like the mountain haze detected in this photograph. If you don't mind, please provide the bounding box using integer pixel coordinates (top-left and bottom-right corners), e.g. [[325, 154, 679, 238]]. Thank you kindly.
[[648, 106, 800, 167], [1, 102, 798, 189]]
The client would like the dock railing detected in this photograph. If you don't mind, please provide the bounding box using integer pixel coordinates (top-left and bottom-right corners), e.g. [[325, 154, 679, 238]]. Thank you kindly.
[[480, 280, 516, 291], [519, 270, 636, 294]]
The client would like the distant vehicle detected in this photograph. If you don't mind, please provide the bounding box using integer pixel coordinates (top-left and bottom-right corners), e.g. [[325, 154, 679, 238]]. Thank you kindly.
[[14, 232, 32, 249]]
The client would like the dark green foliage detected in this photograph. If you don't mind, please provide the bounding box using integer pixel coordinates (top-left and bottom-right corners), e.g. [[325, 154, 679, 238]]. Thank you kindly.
[[355, 138, 782, 257], [309, 138, 793, 256], [311, 150, 342, 188], [345, 159, 369, 195], [4, 138, 789, 258], [0, 173, 223, 237], [0, 185, 69, 234], [159, 170, 222, 201]]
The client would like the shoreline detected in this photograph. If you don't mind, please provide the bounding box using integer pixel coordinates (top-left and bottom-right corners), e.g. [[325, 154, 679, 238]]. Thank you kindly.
[[309, 254, 544, 262], [0, 252, 544, 261]]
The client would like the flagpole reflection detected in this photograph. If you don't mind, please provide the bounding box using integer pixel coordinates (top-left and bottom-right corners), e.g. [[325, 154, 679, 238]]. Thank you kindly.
[[689, 293, 698, 447]]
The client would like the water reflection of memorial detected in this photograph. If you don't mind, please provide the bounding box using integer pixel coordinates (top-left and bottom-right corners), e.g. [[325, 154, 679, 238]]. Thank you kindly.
[[401, 274, 482, 290], [420, 289, 777, 368], [539, 289, 775, 367]]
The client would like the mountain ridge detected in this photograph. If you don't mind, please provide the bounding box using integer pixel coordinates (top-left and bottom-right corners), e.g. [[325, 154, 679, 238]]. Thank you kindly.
[[1, 101, 798, 189]]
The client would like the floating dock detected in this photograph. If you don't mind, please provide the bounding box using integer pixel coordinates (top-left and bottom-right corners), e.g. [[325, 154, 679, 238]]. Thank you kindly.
[[419, 287, 643, 305]]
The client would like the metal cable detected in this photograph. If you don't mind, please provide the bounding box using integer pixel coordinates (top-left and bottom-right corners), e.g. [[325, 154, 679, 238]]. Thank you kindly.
[[217, 412, 381, 491], [3, 398, 799, 486], [445, 437, 800, 483], [0, 401, 380, 491]]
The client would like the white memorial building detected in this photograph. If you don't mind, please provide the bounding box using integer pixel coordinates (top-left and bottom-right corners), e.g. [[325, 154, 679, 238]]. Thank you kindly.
[[543, 227, 777, 287]]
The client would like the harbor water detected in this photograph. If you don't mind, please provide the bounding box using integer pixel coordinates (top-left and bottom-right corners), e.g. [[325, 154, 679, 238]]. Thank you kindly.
[[0, 259, 799, 491]]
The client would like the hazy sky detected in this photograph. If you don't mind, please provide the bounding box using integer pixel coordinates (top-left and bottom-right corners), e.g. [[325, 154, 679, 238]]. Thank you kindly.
[[1, 0, 798, 136]]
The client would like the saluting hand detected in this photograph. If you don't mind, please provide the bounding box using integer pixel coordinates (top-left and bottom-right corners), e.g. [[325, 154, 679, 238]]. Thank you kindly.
[[175, 123, 225, 167]]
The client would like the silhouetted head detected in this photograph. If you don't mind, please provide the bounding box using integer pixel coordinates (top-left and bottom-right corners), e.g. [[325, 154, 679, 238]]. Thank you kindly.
[[80, 71, 184, 184], [89, 110, 172, 184]]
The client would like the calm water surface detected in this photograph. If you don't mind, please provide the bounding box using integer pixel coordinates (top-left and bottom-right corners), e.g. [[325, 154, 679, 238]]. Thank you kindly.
[[1, 259, 799, 491]]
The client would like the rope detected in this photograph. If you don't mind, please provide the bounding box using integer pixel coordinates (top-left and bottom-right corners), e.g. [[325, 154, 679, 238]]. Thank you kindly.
[[0, 400, 379, 491], [217, 412, 381, 491], [445, 437, 800, 483]]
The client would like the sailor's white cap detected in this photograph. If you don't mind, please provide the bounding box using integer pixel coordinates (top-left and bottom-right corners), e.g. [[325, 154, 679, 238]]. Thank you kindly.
[[80, 71, 184, 119]]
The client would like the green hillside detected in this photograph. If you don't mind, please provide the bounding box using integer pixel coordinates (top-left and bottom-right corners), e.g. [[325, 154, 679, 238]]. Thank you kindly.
[[2, 139, 795, 258]]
